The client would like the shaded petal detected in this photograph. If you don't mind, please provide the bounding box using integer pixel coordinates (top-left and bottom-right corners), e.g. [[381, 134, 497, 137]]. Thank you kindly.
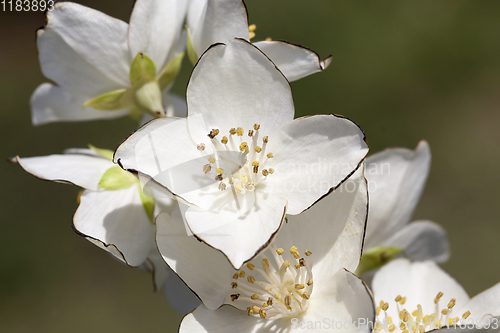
[[185, 190, 287, 269], [364, 140, 431, 248], [180, 304, 288, 333], [128, 0, 188, 71], [138, 247, 171, 290], [372, 258, 469, 321], [460, 283, 500, 321], [163, 267, 202, 315], [284, 167, 367, 289], [303, 270, 375, 333], [189, 0, 249, 57], [39, 2, 130, 95], [74, 187, 155, 267], [156, 208, 235, 310], [31, 83, 129, 125], [253, 40, 332, 82], [187, 38, 294, 146], [14, 151, 113, 191], [264, 114, 368, 215], [383, 220, 450, 263]]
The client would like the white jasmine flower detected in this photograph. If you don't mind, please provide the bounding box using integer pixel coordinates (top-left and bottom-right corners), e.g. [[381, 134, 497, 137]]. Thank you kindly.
[[114, 38, 368, 269], [32, 0, 187, 125], [372, 258, 500, 333], [358, 141, 449, 275], [186, 0, 331, 81], [156, 168, 375, 332]]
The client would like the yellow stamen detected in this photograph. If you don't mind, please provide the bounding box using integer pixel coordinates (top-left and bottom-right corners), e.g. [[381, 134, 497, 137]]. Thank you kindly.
[[197, 143, 205, 151], [236, 127, 244, 136], [267, 152, 273, 158], [221, 136, 228, 144], [276, 248, 284, 255]]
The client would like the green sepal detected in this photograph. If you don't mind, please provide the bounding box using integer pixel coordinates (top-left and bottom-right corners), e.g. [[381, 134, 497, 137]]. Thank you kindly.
[[88, 144, 114, 161], [128, 107, 143, 124], [138, 183, 156, 224], [99, 166, 137, 190], [83, 88, 132, 111], [134, 81, 165, 117], [355, 246, 403, 276], [157, 52, 185, 90], [130, 52, 157, 85], [186, 27, 198, 66]]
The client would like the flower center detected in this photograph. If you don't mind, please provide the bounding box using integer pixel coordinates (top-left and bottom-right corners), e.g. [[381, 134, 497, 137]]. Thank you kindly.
[[197, 124, 275, 194], [375, 292, 471, 333], [228, 244, 314, 320]]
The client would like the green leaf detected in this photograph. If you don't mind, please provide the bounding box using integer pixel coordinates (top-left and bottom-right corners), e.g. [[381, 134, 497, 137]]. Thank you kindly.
[[355, 246, 403, 276], [186, 27, 198, 66], [99, 166, 137, 189], [130, 52, 157, 85], [138, 183, 156, 224], [157, 52, 185, 90], [88, 144, 114, 161], [83, 89, 132, 111]]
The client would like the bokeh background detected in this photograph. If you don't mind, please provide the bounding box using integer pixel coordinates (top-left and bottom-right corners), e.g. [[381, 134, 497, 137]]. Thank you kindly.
[[1, 1, 500, 332]]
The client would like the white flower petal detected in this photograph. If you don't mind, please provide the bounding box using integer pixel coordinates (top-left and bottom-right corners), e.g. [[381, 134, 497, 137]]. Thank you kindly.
[[156, 209, 235, 310], [460, 282, 500, 321], [14, 152, 113, 191], [163, 268, 201, 315], [185, 190, 287, 269], [187, 38, 294, 146], [253, 40, 332, 82], [189, 0, 249, 57], [30, 83, 130, 125], [138, 247, 171, 290], [180, 304, 288, 333], [372, 258, 469, 321], [304, 269, 375, 333], [128, 0, 188, 71], [264, 114, 368, 215], [283, 167, 367, 289], [74, 187, 155, 267], [364, 140, 431, 248], [383, 220, 450, 263], [39, 2, 130, 95]]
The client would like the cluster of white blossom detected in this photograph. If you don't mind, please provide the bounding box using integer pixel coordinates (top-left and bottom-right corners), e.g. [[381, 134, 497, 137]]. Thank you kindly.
[[14, 0, 499, 332]]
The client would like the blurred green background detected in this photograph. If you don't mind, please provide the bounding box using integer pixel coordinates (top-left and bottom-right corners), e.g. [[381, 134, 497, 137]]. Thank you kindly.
[[1, 1, 499, 332]]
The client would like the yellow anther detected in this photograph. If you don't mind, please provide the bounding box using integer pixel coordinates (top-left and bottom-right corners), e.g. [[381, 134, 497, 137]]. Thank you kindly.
[[203, 164, 211, 174], [239, 271, 245, 278], [215, 174, 223, 181], [244, 182, 255, 190], [259, 309, 267, 319], [218, 181, 226, 191], [239, 142, 248, 152], [231, 282, 238, 288], [249, 24, 256, 32], [197, 143, 206, 151], [276, 248, 284, 255], [448, 298, 456, 309], [299, 258, 306, 267], [252, 306, 260, 313], [251, 294, 259, 300], [441, 309, 449, 315], [248, 129, 254, 137], [236, 127, 244, 136], [400, 296, 407, 305], [240, 175, 248, 183], [247, 276, 256, 284], [294, 262, 300, 269], [217, 168, 224, 174], [262, 258, 269, 267], [246, 307, 253, 316], [254, 146, 262, 153], [388, 325, 396, 332], [395, 295, 402, 302], [233, 273, 239, 279], [382, 302, 389, 311], [252, 161, 259, 166], [305, 250, 312, 256], [262, 169, 269, 176], [230, 294, 239, 301], [262, 302, 268, 308], [301, 292, 310, 300], [234, 184, 243, 193], [376, 306, 381, 316], [295, 284, 305, 290], [282, 260, 291, 269], [435, 291, 444, 304], [284, 295, 291, 307], [268, 168, 274, 174], [267, 152, 274, 158], [212, 129, 219, 136], [267, 297, 273, 305], [229, 128, 236, 135], [208, 156, 216, 164], [306, 278, 313, 286], [221, 136, 228, 144], [265, 37, 272, 41], [249, 31, 255, 39], [412, 310, 418, 316], [290, 246, 300, 259], [263, 136, 268, 143], [462, 311, 471, 319], [254, 124, 260, 130], [247, 263, 255, 270]]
